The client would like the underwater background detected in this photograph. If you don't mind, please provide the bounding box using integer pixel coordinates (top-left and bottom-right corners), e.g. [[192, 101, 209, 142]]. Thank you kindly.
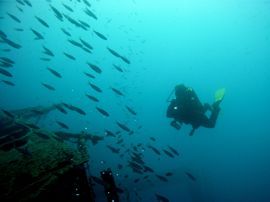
[[0, 0, 270, 201]]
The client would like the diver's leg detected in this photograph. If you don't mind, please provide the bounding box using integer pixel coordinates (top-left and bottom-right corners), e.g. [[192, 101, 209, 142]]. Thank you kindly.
[[199, 116, 213, 128], [200, 105, 220, 128], [209, 105, 220, 127], [203, 103, 212, 113]]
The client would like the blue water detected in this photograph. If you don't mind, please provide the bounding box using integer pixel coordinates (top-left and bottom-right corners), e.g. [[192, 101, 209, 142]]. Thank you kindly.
[[1, 0, 270, 201]]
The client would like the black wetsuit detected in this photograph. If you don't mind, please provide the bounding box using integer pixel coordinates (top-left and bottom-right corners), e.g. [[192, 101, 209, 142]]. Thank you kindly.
[[166, 86, 220, 135]]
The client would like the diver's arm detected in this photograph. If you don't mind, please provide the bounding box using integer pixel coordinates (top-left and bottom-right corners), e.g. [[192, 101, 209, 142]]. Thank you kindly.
[[167, 99, 183, 130], [166, 99, 177, 118]]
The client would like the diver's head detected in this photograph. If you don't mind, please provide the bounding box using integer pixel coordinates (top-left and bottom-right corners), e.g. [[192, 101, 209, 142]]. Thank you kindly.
[[175, 84, 186, 98]]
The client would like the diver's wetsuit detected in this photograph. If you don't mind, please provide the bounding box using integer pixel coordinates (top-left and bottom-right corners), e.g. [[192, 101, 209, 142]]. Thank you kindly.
[[166, 85, 220, 135]]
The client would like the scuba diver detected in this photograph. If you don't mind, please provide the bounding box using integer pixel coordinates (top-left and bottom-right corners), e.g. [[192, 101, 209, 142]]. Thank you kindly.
[[166, 84, 225, 136]]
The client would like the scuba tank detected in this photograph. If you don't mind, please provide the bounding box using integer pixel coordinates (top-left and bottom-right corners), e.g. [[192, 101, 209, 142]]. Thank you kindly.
[[166, 84, 187, 102]]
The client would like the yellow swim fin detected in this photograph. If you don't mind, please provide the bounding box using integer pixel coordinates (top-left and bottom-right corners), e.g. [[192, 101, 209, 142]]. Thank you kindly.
[[215, 88, 226, 102]]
